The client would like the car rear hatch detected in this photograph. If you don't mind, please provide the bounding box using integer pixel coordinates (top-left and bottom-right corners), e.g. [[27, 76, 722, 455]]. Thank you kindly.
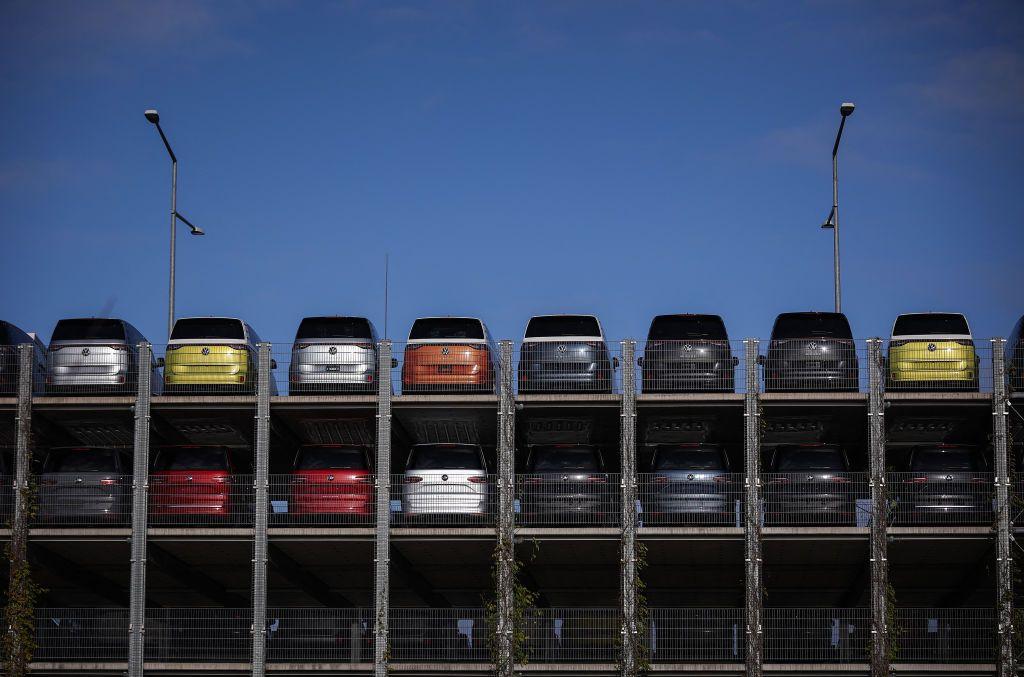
[[291, 317, 375, 376], [766, 445, 853, 511], [404, 318, 491, 384], [904, 446, 988, 510], [522, 445, 609, 509], [767, 314, 855, 371], [151, 446, 234, 511], [292, 445, 372, 497], [47, 319, 130, 382], [38, 447, 124, 519], [167, 319, 250, 376], [649, 444, 730, 499], [644, 315, 730, 371], [403, 444, 488, 512]]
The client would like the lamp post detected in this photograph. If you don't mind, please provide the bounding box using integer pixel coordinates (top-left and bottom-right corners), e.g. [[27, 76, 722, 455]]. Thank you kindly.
[[145, 109, 205, 339], [821, 102, 855, 314]]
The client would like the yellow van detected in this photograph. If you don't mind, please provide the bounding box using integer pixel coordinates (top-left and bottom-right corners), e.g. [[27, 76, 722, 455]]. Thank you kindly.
[[164, 317, 271, 393], [887, 313, 978, 391]]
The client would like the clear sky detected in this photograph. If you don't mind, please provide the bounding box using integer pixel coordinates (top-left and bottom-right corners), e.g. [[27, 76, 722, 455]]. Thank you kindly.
[[1, 1, 1021, 348]]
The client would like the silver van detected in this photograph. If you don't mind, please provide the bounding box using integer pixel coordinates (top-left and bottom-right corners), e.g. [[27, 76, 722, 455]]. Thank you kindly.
[[37, 446, 132, 524], [46, 318, 159, 395], [401, 443, 490, 519], [0, 320, 46, 395], [289, 317, 379, 394]]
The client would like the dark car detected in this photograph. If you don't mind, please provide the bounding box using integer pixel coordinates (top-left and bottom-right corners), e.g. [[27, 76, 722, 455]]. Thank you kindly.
[[518, 315, 615, 394], [36, 447, 131, 524], [764, 444, 855, 525], [518, 444, 617, 525], [640, 314, 736, 393], [0, 320, 46, 396], [1007, 315, 1024, 393], [896, 445, 991, 525], [643, 443, 737, 524], [761, 312, 858, 392]]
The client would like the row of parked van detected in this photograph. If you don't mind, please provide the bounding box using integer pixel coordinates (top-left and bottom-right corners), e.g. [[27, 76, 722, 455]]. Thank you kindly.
[[2, 312, 1023, 395], [22, 441, 993, 526]]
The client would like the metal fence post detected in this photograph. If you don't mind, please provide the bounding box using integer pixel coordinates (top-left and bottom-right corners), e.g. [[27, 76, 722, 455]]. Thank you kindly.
[[743, 338, 762, 677], [6, 344, 35, 676], [128, 343, 153, 677], [867, 338, 890, 676], [374, 341, 393, 677], [496, 340, 516, 676], [619, 340, 638, 676], [250, 343, 271, 677], [992, 339, 1015, 677]]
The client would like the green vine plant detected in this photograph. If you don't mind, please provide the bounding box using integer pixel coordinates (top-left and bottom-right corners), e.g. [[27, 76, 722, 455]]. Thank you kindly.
[[485, 537, 539, 674], [617, 540, 650, 677], [3, 477, 43, 677]]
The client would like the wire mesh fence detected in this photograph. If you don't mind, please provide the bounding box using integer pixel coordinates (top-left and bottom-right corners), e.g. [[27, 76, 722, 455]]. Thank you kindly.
[[390, 608, 490, 662], [144, 608, 252, 662], [0, 344, 23, 396], [0, 472, 14, 524], [763, 607, 869, 662], [269, 473, 375, 525], [522, 607, 619, 663], [516, 340, 621, 395], [883, 340, 992, 393], [649, 608, 744, 662], [266, 608, 374, 663], [516, 472, 620, 526], [893, 608, 995, 662], [762, 472, 870, 526], [35, 472, 132, 526], [761, 339, 867, 393], [637, 472, 743, 526], [148, 472, 254, 526], [638, 340, 745, 394], [391, 472, 495, 526], [889, 472, 994, 526], [34, 608, 129, 662]]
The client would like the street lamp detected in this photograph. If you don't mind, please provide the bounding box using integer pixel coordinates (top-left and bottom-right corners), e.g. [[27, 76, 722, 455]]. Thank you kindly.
[[144, 109, 205, 339], [821, 102, 855, 314]]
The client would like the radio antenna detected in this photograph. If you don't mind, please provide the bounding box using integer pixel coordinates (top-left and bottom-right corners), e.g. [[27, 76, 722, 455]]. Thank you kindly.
[[384, 253, 389, 340]]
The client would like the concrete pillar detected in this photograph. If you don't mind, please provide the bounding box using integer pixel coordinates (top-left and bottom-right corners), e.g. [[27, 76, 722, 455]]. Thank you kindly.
[[496, 340, 516, 676], [128, 343, 153, 676], [250, 343, 272, 676], [743, 339, 762, 677], [992, 339, 1014, 677], [867, 339, 890, 676], [374, 341, 393, 677], [620, 340, 638, 676]]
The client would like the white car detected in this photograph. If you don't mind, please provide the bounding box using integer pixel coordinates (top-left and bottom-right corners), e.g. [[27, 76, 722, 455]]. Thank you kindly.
[[401, 443, 490, 518]]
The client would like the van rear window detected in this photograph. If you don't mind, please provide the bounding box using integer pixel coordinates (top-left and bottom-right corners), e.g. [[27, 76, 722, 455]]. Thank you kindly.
[[774, 447, 847, 472], [525, 316, 601, 338], [51, 319, 125, 342], [155, 447, 229, 471], [171, 318, 245, 341], [648, 315, 727, 341], [529, 446, 602, 472], [407, 445, 484, 470], [44, 449, 118, 473], [772, 314, 852, 340], [652, 446, 725, 471], [295, 446, 369, 470], [296, 317, 372, 340], [409, 318, 484, 340], [893, 314, 970, 336], [911, 448, 982, 472]]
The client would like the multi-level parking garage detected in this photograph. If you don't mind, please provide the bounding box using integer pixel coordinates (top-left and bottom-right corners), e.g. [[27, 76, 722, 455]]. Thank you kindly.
[[1, 336, 1020, 677]]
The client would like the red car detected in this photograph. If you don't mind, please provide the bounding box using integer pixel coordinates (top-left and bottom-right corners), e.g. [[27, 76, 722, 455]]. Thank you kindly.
[[290, 444, 373, 517], [149, 445, 249, 520]]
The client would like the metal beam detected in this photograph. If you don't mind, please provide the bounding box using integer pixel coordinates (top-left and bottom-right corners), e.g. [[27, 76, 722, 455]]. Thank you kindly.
[[868, 338, 890, 677], [148, 544, 248, 607], [496, 340, 515, 676], [374, 340, 393, 677], [128, 342, 153, 677], [620, 340, 638, 676], [267, 544, 354, 607], [743, 338, 762, 677], [992, 338, 1014, 677], [5, 344, 34, 677], [251, 343, 272, 677]]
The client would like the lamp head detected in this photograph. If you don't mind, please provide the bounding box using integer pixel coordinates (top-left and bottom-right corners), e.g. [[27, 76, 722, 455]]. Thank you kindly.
[[189, 225, 205, 236], [840, 102, 855, 117], [144, 109, 160, 124]]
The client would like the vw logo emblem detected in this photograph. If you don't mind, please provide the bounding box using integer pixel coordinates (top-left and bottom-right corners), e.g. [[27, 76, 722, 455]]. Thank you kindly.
[[687, 473, 695, 481], [807, 476, 815, 481], [557, 344, 568, 353], [561, 475, 569, 481], [81, 347, 90, 356], [441, 346, 450, 356], [927, 343, 937, 352], [201, 347, 211, 355], [327, 475, 335, 482], [683, 344, 693, 352], [945, 475, 953, 481], [441, 474, 448, 481], [808, 342, 818, 351], [328, 346, 337, 355], [186, 476, 193, 482]]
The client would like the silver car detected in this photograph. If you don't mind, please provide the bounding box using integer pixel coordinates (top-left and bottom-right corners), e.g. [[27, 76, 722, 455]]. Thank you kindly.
[[45, 318, 160, 394], [289, 317, 379, 394], [37, 446, 131, 524], [401, 443, 490, 518]]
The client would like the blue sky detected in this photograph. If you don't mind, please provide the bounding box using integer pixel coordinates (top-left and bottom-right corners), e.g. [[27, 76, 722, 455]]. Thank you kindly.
[[1, 1, 1021, 348]]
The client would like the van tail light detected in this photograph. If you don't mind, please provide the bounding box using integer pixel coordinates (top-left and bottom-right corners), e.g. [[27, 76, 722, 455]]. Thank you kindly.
[[228, 344, 248, 351], [905, 477, 928, 484], [524, 477, 543, 485], [99, 478, 120, 486], [888, 340, 907, 349], [109, 344, 128, 351], [467, 476, 488, 484], [405, 345, 424, 352], [404, 476, 423, 484], [211, 475, 232, 484], [971, 477, 989, 484], [653, 476, 670, 485], [712, 476, 732, 484], [41, 479, 57, 486], [352, 475, 373, 483], [354, 343, 373, 350], [830, 477, 852, 484], [150, 477, 167, 484], [165, 345, 181, 351], [586, 475, 607, 483], [767, 477, 789, 485], [291, 476, 308, 484], [954, 340, 974, 347]]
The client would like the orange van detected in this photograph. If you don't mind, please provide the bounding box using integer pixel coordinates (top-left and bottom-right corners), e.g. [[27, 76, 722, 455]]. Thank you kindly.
[[401, 317, 496, 394]]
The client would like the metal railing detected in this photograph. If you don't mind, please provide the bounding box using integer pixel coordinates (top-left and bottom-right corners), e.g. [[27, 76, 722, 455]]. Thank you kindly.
[[34, 608, 128, 661], [0, 344, 26, 396], [516, 473, 620, 526], [266, 608, 374, 663], [894, 607, 995, 662], [35, 473, 132, 526], [269, 473, 375, 526], [391, 473, 495, 526], [148, 473, 254, 526], [649, 608, 744, 662], [144, 608, 252, 662], [889, 472, 994, 526], [762, 472, 870, 526], [522, 607, 619, 662], [764, 607, 869, 662], [638, 340, 746, 394], [0, 473, 13, 523], [390, 608, 490, 662], [637, 472, 743, 526]]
